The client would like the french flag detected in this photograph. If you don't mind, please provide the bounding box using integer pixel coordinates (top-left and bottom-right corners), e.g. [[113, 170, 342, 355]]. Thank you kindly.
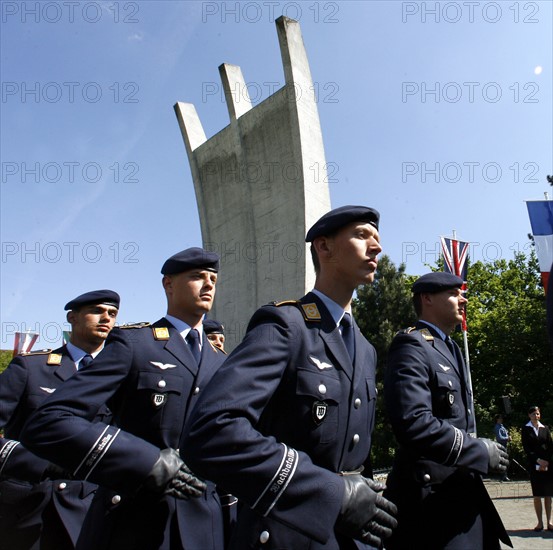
[[526, 199, 553, 290]]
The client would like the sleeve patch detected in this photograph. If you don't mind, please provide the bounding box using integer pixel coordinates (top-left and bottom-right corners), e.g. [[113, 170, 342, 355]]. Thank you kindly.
[[252, 444, 299, 516], [74, 425, 121, 480], [0, 440, 20, 476], [444, 426, 464, 466]]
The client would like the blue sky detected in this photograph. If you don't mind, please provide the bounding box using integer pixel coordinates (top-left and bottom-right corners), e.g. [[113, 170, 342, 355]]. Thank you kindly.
[[1, 0, 552, 348]]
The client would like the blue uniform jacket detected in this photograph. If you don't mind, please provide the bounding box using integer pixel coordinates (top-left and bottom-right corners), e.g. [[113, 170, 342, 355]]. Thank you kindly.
[[0, 346, 110, 549], [383, 323, 510, 549], [183, 293, 379, 549], [20, 319, 227, 550]]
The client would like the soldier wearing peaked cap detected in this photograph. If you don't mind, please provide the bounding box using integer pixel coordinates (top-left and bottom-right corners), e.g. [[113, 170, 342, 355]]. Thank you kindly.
[[182, 206, 398, 549], [383, 272, 511, 549], [20, 248, 230, 550], [0, 289, 119, 549]]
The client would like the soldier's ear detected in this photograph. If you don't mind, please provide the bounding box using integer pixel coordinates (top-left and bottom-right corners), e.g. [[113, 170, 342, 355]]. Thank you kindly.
[[162, 275, 173, 292], [313, 236, 333, 259], [67, 311, 75, 324]]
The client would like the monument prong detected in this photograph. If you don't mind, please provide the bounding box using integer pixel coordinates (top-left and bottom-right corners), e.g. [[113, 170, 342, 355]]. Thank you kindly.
[[174, 102, 207, 154], [276, 16, 315, 91], [174, 17, 331, 350], [219, 63, 252, 121]]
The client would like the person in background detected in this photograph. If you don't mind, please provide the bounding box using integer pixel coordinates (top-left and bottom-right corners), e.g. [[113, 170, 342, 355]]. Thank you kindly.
[[384, 272, 511, 549], [0, 289, 119, 549], [521, 405, 553, 531], [203, 318, 226, 351], [494, 414, 511, 481]]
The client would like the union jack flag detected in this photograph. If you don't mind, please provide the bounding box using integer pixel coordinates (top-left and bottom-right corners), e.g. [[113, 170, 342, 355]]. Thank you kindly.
[[441, 236, 469, 330]]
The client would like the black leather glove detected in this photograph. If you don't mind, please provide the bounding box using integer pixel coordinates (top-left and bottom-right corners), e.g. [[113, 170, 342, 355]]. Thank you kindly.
[[143, 448, 206, 499], [335, 475, 398, 547], [481, 438, 509, 473]]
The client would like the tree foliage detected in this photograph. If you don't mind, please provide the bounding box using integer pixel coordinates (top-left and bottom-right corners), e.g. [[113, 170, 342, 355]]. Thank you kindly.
[[0, 350, 12, 375], [465, 252, 553, 434]]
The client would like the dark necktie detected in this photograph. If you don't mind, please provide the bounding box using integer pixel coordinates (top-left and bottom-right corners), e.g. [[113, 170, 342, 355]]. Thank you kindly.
[[186, 329, 201, 365], [80, 354, 93, 369], [340, 313, 355, 362], [445, 337, 458, 361]]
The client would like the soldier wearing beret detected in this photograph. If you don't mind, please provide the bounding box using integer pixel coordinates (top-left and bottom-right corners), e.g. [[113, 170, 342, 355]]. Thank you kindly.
[[21, 248, 228, 550], [383, 272, 511, 549], [183, 206, 398, 549], [203, 319, 226, 351], [0, 289, 119, 549]]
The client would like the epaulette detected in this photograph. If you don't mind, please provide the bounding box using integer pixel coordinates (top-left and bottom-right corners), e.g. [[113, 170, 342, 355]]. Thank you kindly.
[[21, 348, 52, 355], [272, 300, 300, 307], [271, 300, 321, 322], [20, 349, 52, 356], [120, 322, 151, 329], [399, 327, 434, 341]]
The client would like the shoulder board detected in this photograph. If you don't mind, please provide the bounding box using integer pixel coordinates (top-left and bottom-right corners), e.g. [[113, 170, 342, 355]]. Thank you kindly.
[[271, 300, 321, 322], [398, 327, 434, 341], [152, 327, 170, 340], [120, 322, 151, 329], [272, 300, 300, 307], [47, 353, 63, 365], [21, 349, 52, 356]]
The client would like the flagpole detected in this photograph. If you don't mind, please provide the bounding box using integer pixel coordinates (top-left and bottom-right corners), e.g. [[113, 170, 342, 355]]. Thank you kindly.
[[443, 230, 476, 435]]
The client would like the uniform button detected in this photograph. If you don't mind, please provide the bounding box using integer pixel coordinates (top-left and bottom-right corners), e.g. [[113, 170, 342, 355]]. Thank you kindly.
[[111, 495, 122, 505], [468, 409, 472, 414], [58, 482, 67, 490], [354, 398, 361, 409], [352, 434, 360, 445], [157, 380, 166, 389], [259, 530, 270, 544], [423, 474, 431, 482], [448, 381, 452, 387], [318, 384, 327, 395], [193, 386, 200, 394]]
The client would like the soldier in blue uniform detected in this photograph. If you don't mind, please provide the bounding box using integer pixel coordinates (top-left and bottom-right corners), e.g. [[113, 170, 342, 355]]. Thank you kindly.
[[0, 289, 120, 549], [21, 248, 228, 550], [183, 206, 398, 549], [203, 318, 226, 351], [383, 272, 512, 549]]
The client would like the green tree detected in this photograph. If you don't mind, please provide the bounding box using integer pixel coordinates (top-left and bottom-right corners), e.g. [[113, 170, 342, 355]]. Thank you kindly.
[[465, 251, 553, 434], [353, 255, 417, 468], [0, 350, 12, 374]]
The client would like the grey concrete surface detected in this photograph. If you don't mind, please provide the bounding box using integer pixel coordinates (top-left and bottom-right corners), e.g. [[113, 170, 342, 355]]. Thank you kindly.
[[486, 480, 553, 549], [174, 17, 331, 351]]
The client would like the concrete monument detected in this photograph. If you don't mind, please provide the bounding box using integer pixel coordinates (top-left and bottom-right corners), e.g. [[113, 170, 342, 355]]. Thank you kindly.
[[174, 16, 331, 350]]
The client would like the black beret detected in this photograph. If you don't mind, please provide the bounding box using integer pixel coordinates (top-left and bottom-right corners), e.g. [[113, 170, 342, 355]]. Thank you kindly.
[[305, 205, 380, 242], [203, 318, 224, 335], [64, 289, 120, 311], [161, 247, 220, 275], [412, 272, 463, 294]]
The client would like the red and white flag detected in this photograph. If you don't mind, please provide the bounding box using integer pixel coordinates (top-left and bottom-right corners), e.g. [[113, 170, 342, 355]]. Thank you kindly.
[[13, 331, 39, 357], [526, 199, 553, 291]]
